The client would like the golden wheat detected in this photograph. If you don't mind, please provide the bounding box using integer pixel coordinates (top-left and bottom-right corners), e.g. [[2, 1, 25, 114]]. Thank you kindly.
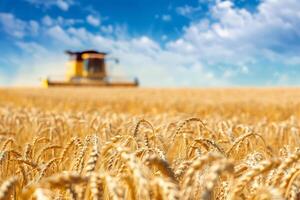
[[1, 88, 300, 199]]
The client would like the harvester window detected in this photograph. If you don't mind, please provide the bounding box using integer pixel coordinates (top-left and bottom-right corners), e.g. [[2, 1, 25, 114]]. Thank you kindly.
[[84, 58, 105, 76]]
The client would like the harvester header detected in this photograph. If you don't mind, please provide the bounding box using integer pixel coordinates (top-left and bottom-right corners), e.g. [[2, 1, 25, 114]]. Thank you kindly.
[[42, 50, 139, 87]]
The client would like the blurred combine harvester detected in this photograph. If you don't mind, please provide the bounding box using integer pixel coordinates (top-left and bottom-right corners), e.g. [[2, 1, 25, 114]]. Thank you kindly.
[[42, 50, 139, 87]]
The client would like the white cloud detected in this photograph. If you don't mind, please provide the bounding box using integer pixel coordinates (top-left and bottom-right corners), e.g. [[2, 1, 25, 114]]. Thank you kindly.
[[26, 0, 73, 11], [0, 13, 40, 38], [47, 25, 81, 46], [131, 36, 160, 52], [42, 16, 53, 26], [0, 41, 66, 86], [176, 5, 202, 19], [42, 15, 82, 27], [100, 25, 113, 34], [170, 0, 300, 70], [29, 20, 39, 35], [162, 15, 172, 22], [86, 15, 100, 26], [56, 0, 69, 11], [222, 64, 249, 78], [0, 13, 26, 38], [16, 41, 47, 55]]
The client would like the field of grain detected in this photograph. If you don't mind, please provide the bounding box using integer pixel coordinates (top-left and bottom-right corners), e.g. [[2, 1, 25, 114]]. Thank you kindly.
[[1, 88, 300, 200]]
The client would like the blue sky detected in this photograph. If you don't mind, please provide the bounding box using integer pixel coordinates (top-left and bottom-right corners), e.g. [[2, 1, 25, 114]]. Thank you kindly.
[[0, 0, 300, 87]]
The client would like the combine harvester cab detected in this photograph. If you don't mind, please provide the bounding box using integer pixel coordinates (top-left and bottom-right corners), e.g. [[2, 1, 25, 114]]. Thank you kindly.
[[42, 50, 139, 87]]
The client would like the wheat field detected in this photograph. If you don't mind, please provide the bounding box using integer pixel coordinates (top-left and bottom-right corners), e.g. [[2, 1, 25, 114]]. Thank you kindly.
[[1, 88, 300, 200]]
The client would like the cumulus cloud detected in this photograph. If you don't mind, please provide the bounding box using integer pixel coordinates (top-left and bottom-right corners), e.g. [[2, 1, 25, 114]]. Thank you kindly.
[[56, 0, 70, 11], [170, 0, 300, 74], [26, 0, 73, 11], [0, 13, 40, 38], [0, 13, 27, 38], [47, 25, 81, 46], [86, 15, 101, 26]]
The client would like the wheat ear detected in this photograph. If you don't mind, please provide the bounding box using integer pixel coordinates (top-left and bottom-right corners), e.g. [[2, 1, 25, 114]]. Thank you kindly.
[[85, 136, 99, 176], [230, 159, 280, 198], [271, 149, 300, 186], [147, 155, 176, 182], [201, 159, 234, 200]]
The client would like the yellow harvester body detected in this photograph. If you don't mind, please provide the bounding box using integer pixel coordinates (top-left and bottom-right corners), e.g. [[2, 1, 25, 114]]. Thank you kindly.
[[42, 50, 139, 87]]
